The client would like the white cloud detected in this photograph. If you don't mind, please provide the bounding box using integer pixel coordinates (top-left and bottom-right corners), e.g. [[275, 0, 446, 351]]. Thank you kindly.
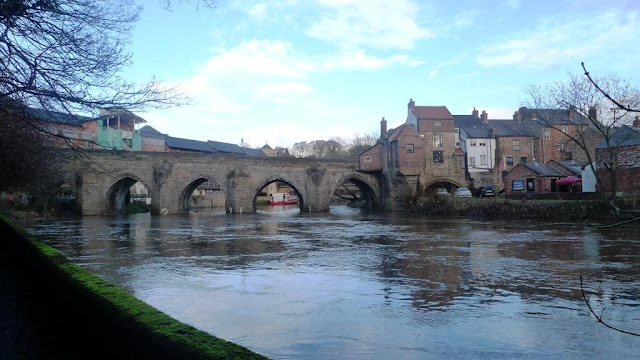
[[306, 0, 432, 50], [429, 70, 438, 78], [477, 9, 640, 69], [321, 51, 424, 71], [257, 81, 313, 104]]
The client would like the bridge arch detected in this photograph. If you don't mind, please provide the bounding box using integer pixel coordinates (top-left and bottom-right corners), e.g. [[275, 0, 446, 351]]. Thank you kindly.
[[105, 173, 152, 214], [329, 173, 379, 209], [424, 178, 465, 195], [252, 176, 306, 211], [177, 174, 227, 212]]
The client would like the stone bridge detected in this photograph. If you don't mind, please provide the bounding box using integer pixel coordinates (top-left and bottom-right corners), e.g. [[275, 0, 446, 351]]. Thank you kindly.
[[64, 151, 380, 215]]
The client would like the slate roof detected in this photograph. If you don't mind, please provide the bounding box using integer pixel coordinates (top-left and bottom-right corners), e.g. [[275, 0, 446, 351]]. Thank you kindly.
[[554, 160, 587, 174], [165, 136, 215, 153], [261, 144, 273, 149], [521, 108, 589, 125], [596, 125, 640, 148], [521, 162, 565, 177], [486, 119, 536, 137], [29, 108, 95, 126], [139, 125, 165, 139], [207, 140, 265, 157], [413, 106, 453, 119], [454, 115, 492, 138]]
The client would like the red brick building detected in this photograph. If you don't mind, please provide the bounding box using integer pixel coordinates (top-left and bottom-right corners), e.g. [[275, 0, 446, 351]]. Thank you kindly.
[[595, 120, 640, 193], [503, 161, 565, 193]]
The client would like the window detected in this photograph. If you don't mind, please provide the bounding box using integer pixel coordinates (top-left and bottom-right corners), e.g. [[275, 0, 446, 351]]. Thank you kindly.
[[506, 157, 513, 166], [435, 120, 442, 127], [480, 154, 487, 165], [455, 140, 460, 147], [469, 139, 477, 146], [433, 151, 444, 163], [561, 125, 568, 133], [513, 140, 520, 150], [364, 155, 372, 162], [479, 140, 486, 146], [543, 128, 551, 140], [520, 157, 527, 164], [432, 134, 443, 148], [469, 157, 476, 166], [406, 144, 414, 153], [557, 139, 564, 151]]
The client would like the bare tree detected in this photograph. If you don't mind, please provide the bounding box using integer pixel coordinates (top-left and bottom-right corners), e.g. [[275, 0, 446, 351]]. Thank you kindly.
[[524, 72, 640, 206], [0, 0, 186, 201]]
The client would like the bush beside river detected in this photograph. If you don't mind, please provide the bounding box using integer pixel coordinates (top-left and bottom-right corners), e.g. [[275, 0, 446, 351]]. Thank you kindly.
[[409, 196, 634, 220]]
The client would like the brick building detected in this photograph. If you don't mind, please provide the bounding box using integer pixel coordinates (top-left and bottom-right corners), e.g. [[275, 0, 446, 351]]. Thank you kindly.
[[595, 119, 640, 193], [503, 161, 565, 193], [359, 99, 465, 208]]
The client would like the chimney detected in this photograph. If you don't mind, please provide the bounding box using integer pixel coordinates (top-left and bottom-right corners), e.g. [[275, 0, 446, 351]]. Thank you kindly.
[[408, 98, 415, 111], [472, 107, 479, 118], [481, 110, 488, 124], [588, 106, 597, 121], [492, 127, 498, 137], [380, 117, 387, 138], [568, 105, 575, 120], [515, 109, 523, 122], [633, 116, 640, 128]]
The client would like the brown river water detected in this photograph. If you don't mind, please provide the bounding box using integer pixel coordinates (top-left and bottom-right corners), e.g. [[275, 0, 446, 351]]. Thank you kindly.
[[25, 205, 640, 359]]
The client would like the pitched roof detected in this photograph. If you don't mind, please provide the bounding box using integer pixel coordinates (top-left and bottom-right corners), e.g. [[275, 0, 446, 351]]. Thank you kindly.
[[454, 115, 492, 138], [139, 125, 165, 139], [387, 123, 418, 142], [521, 162, 565, 177], [165, 136, 215, 153], [413, 106, 453, 120], [596, 125, 640, 148], [207, 140, 265, 157], [487, 119, 536, 137], [29, 108, 95, 126], [550, 160, 587, 175], [520, 108, 589, 125], [261, 144, 273, 149]]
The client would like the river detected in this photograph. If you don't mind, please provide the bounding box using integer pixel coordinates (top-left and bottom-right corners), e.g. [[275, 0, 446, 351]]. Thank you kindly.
[[25, 206, 640, 359]]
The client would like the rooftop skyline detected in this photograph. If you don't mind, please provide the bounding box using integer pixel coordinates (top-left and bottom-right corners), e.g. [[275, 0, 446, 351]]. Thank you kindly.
[[123, 0, 639, 149]]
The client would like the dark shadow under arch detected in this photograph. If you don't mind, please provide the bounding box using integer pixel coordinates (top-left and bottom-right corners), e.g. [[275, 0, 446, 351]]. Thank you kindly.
[[178, 176, 225, 213], [106, 175, 149, 214], [331, 175, 379, 210]]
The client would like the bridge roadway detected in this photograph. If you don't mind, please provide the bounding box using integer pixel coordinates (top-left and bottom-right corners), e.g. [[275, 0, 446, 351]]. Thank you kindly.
[[65, 150, 380, 215]]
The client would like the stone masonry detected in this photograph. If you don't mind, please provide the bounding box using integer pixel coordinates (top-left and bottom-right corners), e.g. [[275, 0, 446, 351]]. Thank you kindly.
[[63, 150, 380, 215]]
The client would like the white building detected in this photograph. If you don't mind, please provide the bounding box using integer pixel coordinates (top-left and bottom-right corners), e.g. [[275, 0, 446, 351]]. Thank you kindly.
[[454, 109, 496, 188]]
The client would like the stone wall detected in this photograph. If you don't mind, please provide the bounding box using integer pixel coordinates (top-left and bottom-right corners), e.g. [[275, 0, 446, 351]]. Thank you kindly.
[[65, 151, 380, 215]]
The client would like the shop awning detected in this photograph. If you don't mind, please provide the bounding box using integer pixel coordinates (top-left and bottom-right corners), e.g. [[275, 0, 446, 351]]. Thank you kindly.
[[556, 176, 582, 184]]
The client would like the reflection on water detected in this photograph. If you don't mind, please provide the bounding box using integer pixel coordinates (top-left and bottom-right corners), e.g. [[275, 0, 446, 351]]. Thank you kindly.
[[26, 206, 640, 359]]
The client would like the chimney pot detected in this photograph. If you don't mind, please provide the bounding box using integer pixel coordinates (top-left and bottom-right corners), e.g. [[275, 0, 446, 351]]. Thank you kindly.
[[481, 110, 488, 123], [472, 107, 479, 118], [380, 117, 388, 138]]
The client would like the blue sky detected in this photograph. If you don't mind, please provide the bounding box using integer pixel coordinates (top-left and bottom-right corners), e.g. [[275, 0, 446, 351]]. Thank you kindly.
[[122, 0, 640, 149]]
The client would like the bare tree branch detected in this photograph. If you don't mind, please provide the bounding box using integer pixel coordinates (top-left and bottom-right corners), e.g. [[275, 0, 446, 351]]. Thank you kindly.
[[582, 62, 640, 113], [580, 276, 640, 336]]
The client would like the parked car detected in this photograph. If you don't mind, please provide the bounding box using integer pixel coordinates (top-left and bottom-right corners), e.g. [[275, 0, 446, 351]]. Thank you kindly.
[[454, 188, 472, 198], [479, 187, 495, 198], [435, 188, 450, 196]]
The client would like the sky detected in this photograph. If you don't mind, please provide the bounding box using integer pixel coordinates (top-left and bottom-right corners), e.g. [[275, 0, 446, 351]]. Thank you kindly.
[[121, 0, 640, 149]]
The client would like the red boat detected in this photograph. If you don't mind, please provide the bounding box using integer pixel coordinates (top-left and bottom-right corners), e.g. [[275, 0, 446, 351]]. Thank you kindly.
[[270, 192, 298, 205]]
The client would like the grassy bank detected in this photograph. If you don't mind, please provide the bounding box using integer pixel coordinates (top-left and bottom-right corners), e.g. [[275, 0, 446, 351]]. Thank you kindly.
[[0, 215, 268, 360], [409, 196, 624, 220]]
